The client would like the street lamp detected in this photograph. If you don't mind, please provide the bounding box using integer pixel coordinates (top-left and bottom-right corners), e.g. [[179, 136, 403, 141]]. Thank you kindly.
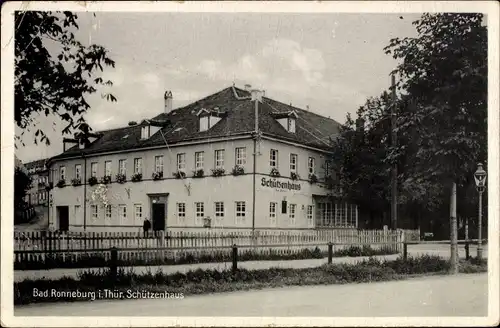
[[473, 163, 487, 259]]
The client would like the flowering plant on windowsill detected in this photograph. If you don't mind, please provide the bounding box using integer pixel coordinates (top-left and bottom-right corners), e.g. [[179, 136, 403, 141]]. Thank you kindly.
[[116, 173, 127, 184], [173, 171, 186, 179], [290, 172, 300, 180], [88, 176, 98, 186], [270, 168, 280, 177], [152, 171, 163, 180], [71, 178, 82, 186], [100, 175, 112, 184], [232, 165, 245, 176], [211, 168, 225, 177], [56, 179, 66, 188], [193, 169, 204, 178], [45, 182, 54, 191], [308, 173, 318, 184], [131, 173, 143, 182]]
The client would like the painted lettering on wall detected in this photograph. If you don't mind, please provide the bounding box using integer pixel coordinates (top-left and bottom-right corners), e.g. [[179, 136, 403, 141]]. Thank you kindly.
[[261, 177, 301, 191]]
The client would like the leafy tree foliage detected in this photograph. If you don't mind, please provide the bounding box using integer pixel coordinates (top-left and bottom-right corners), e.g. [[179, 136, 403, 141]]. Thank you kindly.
[[14, 167, 32, 210], [15, 11, 116, 147]]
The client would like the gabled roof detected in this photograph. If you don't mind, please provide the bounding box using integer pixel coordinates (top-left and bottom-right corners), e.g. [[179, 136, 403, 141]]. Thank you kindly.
[[48, 85, 342, 163]]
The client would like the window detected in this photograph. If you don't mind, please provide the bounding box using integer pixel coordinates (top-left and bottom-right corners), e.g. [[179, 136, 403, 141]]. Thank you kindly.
[[154, 156, 164, 173], [119, 159, 127, 175], [75, 164, 82, 180], [91, 205, 98, 219], [134, 204, 143, 224], [195, 151, 204, 170], [287, 118, 296, 133], [324, 160, 331, 178], [215, 202, 224, 219], [270, 149, 278, 168], [269, 202, 277, 226], [308, 157, 315, 175], [215, 149, 224, 169], [105, 205, 112, 219], [289, 204, 296, 226], [195, 202, 204, 225], [236, 201, 246, 224], [59, 166, 66, 181], [134, 158, 142, 174], [177, 203, 186, 222], [105, 161, 112, 176], [307, 205, 314, 227], [290, 154, 298, 173], [235, 147, 246, 166], [119, 205, 127, 224], [90, 162, 98, 178], [141, 126, 150, 139], [199, 116, 209, 132], [177, 153, 186, 171], [74, 205, 81, 221]]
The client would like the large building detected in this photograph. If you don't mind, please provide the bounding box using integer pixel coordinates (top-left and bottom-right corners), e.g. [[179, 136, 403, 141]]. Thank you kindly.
[[23, 158, 50, 206], [47, 85, 358, 232]]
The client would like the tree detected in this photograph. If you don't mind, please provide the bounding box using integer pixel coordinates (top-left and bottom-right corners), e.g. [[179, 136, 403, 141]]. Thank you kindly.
[[14, 167, 32, 210], [15, 11, 117, 147]]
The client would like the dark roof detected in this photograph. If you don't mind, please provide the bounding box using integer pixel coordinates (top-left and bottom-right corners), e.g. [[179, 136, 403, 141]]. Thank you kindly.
[[49, 86, 342, 163], [24, 158, 48, 170]]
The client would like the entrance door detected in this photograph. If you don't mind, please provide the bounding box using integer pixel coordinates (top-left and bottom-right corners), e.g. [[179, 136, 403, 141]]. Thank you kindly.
[[57, 206, 69, 232], [152, 203, 165, 231]]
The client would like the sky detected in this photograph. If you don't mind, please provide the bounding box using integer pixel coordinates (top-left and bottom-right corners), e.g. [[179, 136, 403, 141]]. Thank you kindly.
[[15, 12, 420, 163]]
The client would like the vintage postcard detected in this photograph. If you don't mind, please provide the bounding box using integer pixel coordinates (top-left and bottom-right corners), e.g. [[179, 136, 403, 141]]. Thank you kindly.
[[1, 1, 499, 327]]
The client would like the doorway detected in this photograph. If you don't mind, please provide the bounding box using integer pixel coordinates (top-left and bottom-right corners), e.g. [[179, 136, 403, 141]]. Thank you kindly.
[[152, 203, 166, 231], [56, 206, 69, 232]]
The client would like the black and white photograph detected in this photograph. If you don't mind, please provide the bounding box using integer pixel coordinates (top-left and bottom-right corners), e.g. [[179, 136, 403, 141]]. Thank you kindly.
[[1, 1, 499, 326]]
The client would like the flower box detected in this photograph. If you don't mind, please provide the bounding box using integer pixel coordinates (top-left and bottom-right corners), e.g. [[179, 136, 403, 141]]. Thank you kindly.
[[152, 171, 163, 181], [231, 166, 245, 176], [309, 173, 318, 184], [71, 178, 82, 186], [131, 173, 143, 182], [88, 176, 98, 186], [270, 168, 280, 177], [56, 179, 66, 188], [100, 175, 112, 184], [173, 171, 186, 179], [193, 169, 205, 178], [211, 168, 225, 177], [45, 182, 54, 191], [290, 172, 300, 180], [116, 173, 127, 184]]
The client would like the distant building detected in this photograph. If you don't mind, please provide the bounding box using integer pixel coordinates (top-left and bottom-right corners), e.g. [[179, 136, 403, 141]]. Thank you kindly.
[[47, 85, 358, 232], [23, 158, 50, 206]]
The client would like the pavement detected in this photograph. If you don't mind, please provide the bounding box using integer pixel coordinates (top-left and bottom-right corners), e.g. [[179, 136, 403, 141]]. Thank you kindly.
[[13, 243, 488, 282], [14, 273, 488, 317]]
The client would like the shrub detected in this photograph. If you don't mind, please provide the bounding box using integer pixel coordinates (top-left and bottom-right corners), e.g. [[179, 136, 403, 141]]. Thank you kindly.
[[56, 179, 66, 188], [100, 175, 111, 184], [116, 173, 127, 183], [131, 173, 143, 182], [270, 168, 280, 177], [173, 171, 186, 179], [231, 166, 245, 176], [88, 176, 98, 186], [290, 172, 300, 180], [152, 171, 163, 180], [193, 169, 204, 178], [308, 173, 318, 184], [211, 168, 225, 177], [71, 178, 82, 186]]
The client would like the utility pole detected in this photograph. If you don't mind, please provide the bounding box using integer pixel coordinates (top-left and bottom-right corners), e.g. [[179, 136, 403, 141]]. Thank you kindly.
[[390, 73, 398, 231]]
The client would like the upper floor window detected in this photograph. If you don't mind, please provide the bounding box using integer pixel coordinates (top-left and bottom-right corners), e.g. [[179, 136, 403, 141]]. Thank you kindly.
[[59, 166, 66, 181], [290, 153, 298, 173], [91, 205, 98, 219], [104, 161, 112, 177], [235, 147, 246, 166], [195, 151, 204, 170], [119, 159, 127, 175], [215, 149, 224, 169], [134, 158, 142, 174], [270, 149, 278, 169], [90, 162, 98, 178], [75, 164, 82, 180], [308, 157, 315, 175], [177, 153, 186, 171], [155, 156, 163, 173]]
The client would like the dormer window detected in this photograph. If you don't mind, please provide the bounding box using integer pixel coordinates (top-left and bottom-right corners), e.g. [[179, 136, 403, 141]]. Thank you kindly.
[[140, 119, 168, 140], [141, 125, 150, 139], [197, 108, 227, 132], [272, 110, 299, 134]]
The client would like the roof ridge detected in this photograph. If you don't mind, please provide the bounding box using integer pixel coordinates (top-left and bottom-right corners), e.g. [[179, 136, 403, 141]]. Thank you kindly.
[[263, 97, 341, 125]]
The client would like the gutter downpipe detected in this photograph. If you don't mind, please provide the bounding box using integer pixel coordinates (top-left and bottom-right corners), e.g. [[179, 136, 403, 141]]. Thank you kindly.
[[83, 151, 87, 231], [252, 93, 259, 234]]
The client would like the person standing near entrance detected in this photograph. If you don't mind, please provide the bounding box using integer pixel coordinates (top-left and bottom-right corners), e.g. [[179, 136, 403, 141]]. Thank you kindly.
[[143, 217, 151, 237]]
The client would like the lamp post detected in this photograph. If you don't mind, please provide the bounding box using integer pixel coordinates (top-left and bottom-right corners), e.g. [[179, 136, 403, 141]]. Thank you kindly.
[[473, 163, 487, 259]]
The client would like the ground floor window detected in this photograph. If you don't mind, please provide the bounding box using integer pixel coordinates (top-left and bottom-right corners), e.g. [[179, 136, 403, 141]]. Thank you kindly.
[[195, 202, 204, 225], [119, 205, 127, 224], [134, 204, 142, 224], [289, 204, 296, 226], [307, 205, 314, 227], [215, 202, 224, 221], [91, 205, 98, 220], [269, 202, 277, 226], [316, 202, 357, 228], [235, 201, 246, 224], [177, 203, 186, 223]]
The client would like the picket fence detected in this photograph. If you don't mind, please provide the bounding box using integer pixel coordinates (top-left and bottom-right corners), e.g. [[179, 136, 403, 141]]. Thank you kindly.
[[14, 229, 411, 266]]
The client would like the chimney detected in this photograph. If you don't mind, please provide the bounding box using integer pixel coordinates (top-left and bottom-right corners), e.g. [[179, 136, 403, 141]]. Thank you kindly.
[[128, 121, 137, 126], [244, 84, 252, 92], [251, 89, 262, 102], [164, 90, 173, 113]]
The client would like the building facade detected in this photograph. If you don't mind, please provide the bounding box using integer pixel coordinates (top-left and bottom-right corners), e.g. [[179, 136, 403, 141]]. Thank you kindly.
[[47, 85, 358, 232], [23, 158, 50, 206]]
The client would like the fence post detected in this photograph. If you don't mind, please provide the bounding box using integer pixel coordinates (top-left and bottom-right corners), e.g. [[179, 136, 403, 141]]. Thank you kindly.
[[328, 242, 333, 264], [110, 247, 118, 283], [465, 241, 470, 260], [232, 244, 238, 273], [403, 242, 408, 261]]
